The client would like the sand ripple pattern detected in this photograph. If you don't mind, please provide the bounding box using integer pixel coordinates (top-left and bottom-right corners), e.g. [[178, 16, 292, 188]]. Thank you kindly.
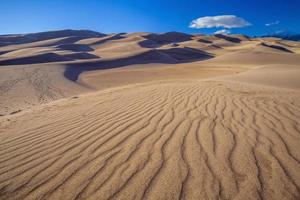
[[0, 81, 300, 200]]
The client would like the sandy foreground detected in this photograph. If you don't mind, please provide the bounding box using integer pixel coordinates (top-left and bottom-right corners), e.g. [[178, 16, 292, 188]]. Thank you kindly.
[[0, 30, 300, 199]]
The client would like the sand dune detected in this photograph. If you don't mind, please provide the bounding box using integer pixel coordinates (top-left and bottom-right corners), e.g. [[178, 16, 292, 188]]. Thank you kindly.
[[0, 30, 105, 46], [260, 42, 294, 53], [0, 30, 300, 200], [1, 81, 300, 200], [140, 32, 193, 48], [62, 52, 99, 60], [218, 65, 300, 90], [204, 50, 300, 67], [0, 63, 89, 115], [0, 52, 74, 66], [78, 63, 239, 90], [56, 44, 94, 52], [64, 47, 213, 81], [214, 34, 241, 43], [0, 47, 55, 59]]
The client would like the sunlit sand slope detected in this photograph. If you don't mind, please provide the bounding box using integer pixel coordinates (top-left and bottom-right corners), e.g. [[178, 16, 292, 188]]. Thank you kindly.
[[0, 64, 89, 115], [1, 80, 299, 200]]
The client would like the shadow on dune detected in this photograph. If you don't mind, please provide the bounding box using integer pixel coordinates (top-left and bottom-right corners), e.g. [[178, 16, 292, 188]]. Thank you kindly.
[[90, 33, 126, 46], [56, 44, 94, 52], [64, 47, 213, 81], [198, 39, 213, 44], [139, 32, 193, 48], [207, 44, 222, 49], [214, 34, 241, 43], [0, 50, 10, 56], [0, 52, 100, 66], [63, 52, 100, 60], [260, 42, 293, 53], [0, 53, 73, 65]]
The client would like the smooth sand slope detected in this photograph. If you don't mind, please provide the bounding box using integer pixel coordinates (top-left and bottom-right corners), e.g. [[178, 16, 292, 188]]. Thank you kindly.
[[0, 30, 300, 200], [219, 64, 300, 90]]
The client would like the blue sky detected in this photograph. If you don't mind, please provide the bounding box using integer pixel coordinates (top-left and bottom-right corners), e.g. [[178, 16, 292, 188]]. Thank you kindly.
[[0, 0, 299, 36]]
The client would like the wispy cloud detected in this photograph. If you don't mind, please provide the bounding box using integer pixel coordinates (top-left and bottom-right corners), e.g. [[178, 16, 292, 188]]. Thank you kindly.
[[189, 15, 251, 29], [214, 29, 231, 35], [265, 20, 280, 26]]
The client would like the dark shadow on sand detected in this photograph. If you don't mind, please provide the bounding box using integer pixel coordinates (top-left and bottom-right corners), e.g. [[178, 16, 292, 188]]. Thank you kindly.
[[260, 42, 293, 53], [198, 39, 213, 44], [214, 34, 241, 43], [139, 32, 193, 48], [64, 47, 214, 81], [0, 52, 99, 66], [90, 33, 126, 46]]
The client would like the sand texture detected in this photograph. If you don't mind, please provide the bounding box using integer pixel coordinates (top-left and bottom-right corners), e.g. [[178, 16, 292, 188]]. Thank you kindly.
[[0, 30, 300, 200]]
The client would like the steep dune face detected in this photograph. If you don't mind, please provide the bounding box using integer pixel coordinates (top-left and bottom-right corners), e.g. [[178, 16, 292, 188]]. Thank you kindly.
[[0, 81, 299, 200]]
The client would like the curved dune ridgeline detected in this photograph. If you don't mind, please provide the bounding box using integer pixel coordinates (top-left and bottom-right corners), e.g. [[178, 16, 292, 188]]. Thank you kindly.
[[0, 81, 300, 200]]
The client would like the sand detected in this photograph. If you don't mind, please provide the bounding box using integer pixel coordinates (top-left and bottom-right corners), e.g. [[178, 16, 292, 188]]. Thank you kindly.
[[0, 30, 300, 200]]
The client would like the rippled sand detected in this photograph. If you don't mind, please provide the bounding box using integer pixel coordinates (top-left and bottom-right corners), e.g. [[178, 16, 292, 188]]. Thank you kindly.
[[1, 81, 300, 199]]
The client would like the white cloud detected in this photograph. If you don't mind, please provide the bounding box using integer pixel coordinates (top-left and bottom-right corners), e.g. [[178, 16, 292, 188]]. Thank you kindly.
[[265, 20, 280, 26], [189, 15, 251, 29], [214, 29, 231, 35]]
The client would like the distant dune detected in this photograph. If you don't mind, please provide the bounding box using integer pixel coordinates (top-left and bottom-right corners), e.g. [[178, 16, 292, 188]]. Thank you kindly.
[[0, 52, 73, 65], [0, 29, 106, 46], [140, 32, 193, 47], [0, 30, 300, 200], [218, 65, 300, 90]]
